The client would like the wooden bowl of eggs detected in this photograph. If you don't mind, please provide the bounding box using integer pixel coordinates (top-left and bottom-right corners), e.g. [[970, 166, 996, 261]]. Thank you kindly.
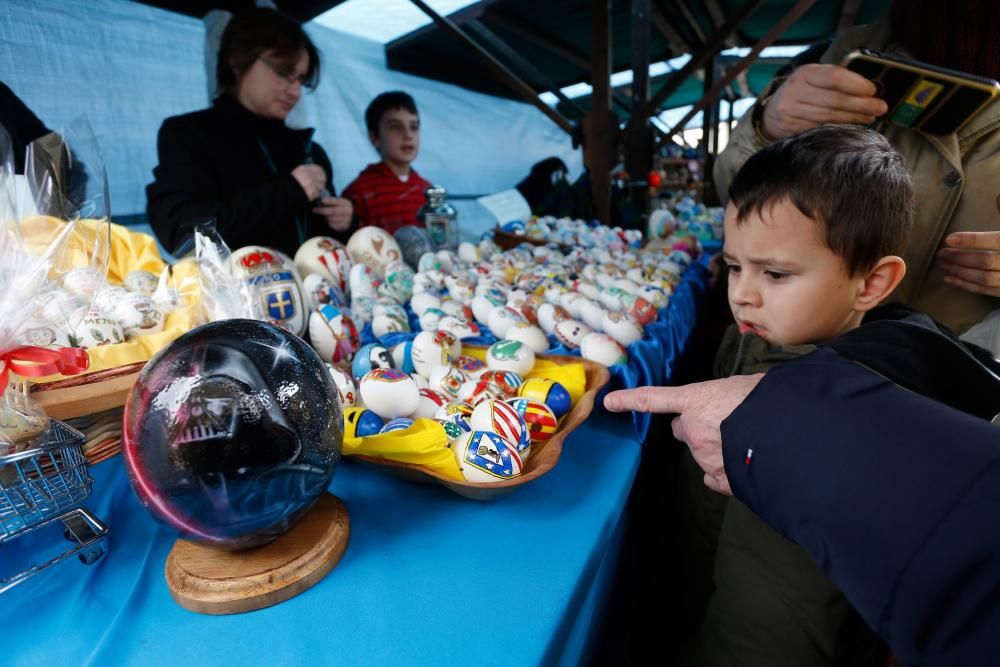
[[352, 352, 611, 501]]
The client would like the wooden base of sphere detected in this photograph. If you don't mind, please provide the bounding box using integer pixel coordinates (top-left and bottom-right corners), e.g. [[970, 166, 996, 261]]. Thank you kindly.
[[164, 493, 349, 615]]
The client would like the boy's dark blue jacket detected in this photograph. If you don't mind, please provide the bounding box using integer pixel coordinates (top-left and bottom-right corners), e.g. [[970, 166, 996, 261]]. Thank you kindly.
[[722, 305, 1000, 666]]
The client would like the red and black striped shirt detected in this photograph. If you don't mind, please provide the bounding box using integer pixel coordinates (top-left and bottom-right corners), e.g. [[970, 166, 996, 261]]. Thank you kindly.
[[342, 161, 433, 235]]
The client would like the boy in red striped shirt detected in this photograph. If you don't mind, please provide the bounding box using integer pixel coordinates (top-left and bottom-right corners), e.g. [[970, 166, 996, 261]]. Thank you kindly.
[[342, 91, 433, 235]]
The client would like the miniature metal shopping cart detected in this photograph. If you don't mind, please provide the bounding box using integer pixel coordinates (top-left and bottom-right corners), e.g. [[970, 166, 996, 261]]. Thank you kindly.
[[0, 420, 108, 593]]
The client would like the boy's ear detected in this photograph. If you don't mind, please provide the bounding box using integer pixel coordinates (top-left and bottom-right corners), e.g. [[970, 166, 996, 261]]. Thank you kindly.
[[854, 255, 906, 312], [368, 130, 379, 148]]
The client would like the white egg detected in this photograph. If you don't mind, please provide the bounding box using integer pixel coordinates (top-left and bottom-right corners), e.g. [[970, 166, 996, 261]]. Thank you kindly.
[[419, 307, 446, 331], [486, 339, 536, 375], [471, 294, 501, 324], [505, 322, 550, 354], [612, 278, 641, 294], [410, 330, 456, 378], [410, 291, 442, 317], [487, 305, 524, 339], [452, 430, 523, 482], [358, 368, 420, 419], [553, 319, 592, 350], [372, 312, 411, 338], [70, 309, 124, 348], [62, 267, 103, 296], [576, 281, 601, 301], [579, 299, 607, 332], [349, 263, 380, 299], [93, 286, 131, 317], [602, 311, 644, 346], [38, 289, 83, 324], [437, 315, 481, 340], [113, 293, 165, 338], [458, 242, 480, 264], [580, 332, 628, 366]]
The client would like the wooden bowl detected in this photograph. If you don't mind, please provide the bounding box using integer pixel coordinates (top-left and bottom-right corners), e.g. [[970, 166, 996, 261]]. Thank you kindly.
[[30, 362, 145, 421], [354, 356, 611, 500]]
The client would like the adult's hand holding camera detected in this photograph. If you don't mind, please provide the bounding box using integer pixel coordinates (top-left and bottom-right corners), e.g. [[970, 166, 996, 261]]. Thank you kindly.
[[760, 64, 889, 141]]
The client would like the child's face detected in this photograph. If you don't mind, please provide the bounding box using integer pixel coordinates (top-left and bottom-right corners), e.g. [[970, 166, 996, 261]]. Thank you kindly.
[[372, 107, 420, 167], [722, 199, 866, 346]]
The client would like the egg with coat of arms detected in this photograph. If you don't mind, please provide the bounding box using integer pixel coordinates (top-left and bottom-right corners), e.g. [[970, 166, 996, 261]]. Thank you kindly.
[[453, 354, 488, 378], [429, 365, 469, 401], [230, 245, 307, 336], [358, 368, 420, 419], [470, 399, 530, 462], [452, 430, 523, 483], [478, 370, 524, 397], [486, 339, 535, 376]]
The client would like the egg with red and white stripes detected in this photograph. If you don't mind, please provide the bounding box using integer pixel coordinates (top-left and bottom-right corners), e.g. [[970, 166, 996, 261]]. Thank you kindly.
[[470, 399, 530, 461], [507, 397, 559, 445], [452, 430, 523, 482]]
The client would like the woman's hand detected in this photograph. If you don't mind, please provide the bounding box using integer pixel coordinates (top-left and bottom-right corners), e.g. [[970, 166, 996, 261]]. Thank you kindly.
[[292, 164, 328, 201], [937, 231, 1000, 297], [313, 196, 353, 232]]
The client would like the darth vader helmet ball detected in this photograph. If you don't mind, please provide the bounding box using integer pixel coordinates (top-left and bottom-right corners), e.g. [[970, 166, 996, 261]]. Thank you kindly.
[[123, 319, 343, 550]]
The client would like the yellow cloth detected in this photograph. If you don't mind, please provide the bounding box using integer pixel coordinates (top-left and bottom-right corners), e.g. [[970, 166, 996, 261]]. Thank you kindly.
[[342, 349, 588, 478], [26, 218, 201, 383], [342, 417, 463, 480]]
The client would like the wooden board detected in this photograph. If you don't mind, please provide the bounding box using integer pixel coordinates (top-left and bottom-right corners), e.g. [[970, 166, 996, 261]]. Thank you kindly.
[[164, 493, 350, 615], [355, 356, 611, 501], [31, 363, 145, 421]]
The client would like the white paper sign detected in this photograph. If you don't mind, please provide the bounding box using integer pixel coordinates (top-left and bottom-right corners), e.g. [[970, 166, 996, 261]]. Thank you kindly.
[[477, 189, 531, 225]]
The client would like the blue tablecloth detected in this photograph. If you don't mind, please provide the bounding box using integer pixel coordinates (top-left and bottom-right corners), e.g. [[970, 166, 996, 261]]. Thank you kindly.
[[2, 410, 640, 666]]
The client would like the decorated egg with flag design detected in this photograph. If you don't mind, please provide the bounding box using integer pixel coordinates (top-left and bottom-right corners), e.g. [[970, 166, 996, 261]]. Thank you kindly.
[[478, 370, 524, 397], [358, 368, 420, 419], [308, 305, 360, 364], [294, 236, 352, 293], [517, 378, 572, 418], [453, 430, 523, 482], [470, 399, 530, 461], [507, 397, 558, 445]]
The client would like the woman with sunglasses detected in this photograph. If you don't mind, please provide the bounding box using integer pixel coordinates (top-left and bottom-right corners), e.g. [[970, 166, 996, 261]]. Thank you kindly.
[[147, 8, 353, 258]]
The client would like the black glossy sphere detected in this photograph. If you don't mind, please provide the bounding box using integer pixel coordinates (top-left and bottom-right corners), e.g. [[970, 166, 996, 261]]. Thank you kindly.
[[123, 319, 343, 550]]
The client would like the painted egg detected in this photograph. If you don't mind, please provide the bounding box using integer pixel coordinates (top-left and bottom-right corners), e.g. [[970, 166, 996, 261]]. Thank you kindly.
[[372, 312, 411, 338], [231, 245, 307, 336], [302, 273, 344, 311], [457, 379, 500, 406], [486, 339, 536, 376], [454, 354, 488, 377], [599, 287, 629, 312], [479, 370, 524, 397], [410, 291, 442, 317], [294, 236, 352, 292], [452, 430, 523, 482], [436, 249, 457, 273], [414, 388, 450, 419], [349, 263, 380, 299], [435, 400, 474, 422], [93, 286, 131, 317], [536, 303, 572, 335], [518, 378, 572, 417], [382, 260, 415, 302], [325, 363, 357, 408], [506, 322, 550, 354], [576, 281, 601, 301], [348, 296, 377, 326], [457, 241, 480, 264], [69, 309, 124, 348], [394, 226, 437, 271], [507, 397, 559, 445], [437, 315, 481, 340], [379, 417, 414, 434], [411, 330, 456, 378], [391, 340, 415, 374], [602, 311, 644, 347], [487, 306, 525, 339], [124, 269, 160, 295], [17, 318, 71, 349], [344, 407, 384, 438], [611, 278, 641, 294], [308, 305, 360, 363], [419, 307, 446, 331], [636, 284, 669, 310], [440, 299, 473, 321], [560, 292, 590, 319], [553, 319, 592, 350], [470, 399, 529, 460], [580, 332, 628, 366], [411, 271, 437, 295], [429, 365, 469, 401], [346, 226, 402, 277], [628, 295, 657, 326], [471, 294, 503, 325], [113, 293, 165, 338], [358, 367, 420, 419], [417, 251, 443, 273], [352, 342, 395, 380]]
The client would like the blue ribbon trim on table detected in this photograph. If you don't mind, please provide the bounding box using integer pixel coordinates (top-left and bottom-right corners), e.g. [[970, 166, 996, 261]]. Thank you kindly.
[[359, 262, 711, 442]]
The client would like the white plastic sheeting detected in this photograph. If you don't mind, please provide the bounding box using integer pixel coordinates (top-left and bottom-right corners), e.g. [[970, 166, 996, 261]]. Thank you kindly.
[[0, 0, 582, 239]]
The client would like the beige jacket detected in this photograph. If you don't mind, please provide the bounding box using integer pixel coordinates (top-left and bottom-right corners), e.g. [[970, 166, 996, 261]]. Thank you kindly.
[[714, 19, 1000, 334]]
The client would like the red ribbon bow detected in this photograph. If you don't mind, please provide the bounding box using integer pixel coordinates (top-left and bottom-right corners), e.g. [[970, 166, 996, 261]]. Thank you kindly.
[[0, 345, 90, 395]]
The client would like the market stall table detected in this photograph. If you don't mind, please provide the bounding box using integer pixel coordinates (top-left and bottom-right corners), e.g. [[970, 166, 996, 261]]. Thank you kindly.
[[2, 409, 639, 666]]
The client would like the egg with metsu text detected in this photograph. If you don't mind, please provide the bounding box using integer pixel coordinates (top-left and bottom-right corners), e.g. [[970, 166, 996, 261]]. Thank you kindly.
[[452, 430, 523, 483], [358, 368, 420, 419]]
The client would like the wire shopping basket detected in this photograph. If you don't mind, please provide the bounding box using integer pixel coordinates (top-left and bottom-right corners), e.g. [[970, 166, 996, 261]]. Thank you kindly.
[[0, 419, 109, 593]]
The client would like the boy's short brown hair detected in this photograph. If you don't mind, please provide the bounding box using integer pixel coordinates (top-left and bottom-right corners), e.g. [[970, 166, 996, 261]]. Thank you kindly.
[[727, 124, 913, 276]]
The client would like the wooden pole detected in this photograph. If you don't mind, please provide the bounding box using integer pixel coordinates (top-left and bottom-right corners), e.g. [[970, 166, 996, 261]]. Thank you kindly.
[[586, 0, 614, 224], [625, 0, 652, 223]]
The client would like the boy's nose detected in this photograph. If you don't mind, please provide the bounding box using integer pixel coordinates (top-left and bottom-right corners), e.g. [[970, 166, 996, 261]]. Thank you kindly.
[[730, 277, 762, 307]]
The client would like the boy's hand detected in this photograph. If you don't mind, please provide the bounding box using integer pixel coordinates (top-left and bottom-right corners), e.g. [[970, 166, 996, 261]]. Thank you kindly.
[[603, 374, 764, 496], [937, 231, 1000, 297], [314, 196, 353, 232], [761, 64, 888, 141], [292, 164, 328, 201]]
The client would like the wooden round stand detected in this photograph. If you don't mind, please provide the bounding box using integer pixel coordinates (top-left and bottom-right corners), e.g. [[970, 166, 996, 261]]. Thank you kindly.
[[165, 493, 349, 615]]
